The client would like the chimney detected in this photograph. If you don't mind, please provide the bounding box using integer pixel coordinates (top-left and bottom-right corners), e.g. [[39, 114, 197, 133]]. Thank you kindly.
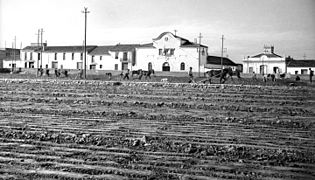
[[271, 46, 274, 54]]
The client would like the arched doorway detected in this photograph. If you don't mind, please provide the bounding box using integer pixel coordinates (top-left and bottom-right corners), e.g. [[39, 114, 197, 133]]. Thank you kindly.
[[148, 62, 152, 70], [162, 62, 170, 71]]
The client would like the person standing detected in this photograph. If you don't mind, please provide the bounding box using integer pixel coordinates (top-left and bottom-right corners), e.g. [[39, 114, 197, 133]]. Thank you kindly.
[[188, 67, 195, 83], [309, 68, 314, 83], [123, 69, 130, 80]]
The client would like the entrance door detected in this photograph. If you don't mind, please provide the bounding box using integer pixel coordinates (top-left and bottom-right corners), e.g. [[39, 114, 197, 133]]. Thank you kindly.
[[122, 62, 128, 70], [77, 62, 82, 69], [273, 67, 279, 73], [162, 62, 170, 71], [90, 65, 96, 70], [260, 65, 265, 75], [29, 62, 34, 68], [52, 62, 58, 69]]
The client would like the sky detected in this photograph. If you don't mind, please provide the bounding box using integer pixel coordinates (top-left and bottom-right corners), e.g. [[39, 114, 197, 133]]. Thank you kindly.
[[1, 0, 315, 63]]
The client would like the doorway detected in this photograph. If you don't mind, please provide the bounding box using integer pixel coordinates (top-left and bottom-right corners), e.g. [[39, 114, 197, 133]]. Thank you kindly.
[[162, 62, 170, 71]]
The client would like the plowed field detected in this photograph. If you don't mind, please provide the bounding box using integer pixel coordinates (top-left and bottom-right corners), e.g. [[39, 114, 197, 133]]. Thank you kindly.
[[0, 78, 314, 179]]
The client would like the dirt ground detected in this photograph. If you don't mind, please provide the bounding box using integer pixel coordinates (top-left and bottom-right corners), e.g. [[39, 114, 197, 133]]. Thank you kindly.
[[0, 75, 314, 179]]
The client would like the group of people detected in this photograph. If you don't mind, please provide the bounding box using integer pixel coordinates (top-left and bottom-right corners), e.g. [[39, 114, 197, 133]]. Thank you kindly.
[[37, 66, 69, 78]]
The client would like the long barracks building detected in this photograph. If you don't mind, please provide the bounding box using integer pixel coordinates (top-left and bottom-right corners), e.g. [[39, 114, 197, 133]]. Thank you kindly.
[[3, 32, 239, 72]]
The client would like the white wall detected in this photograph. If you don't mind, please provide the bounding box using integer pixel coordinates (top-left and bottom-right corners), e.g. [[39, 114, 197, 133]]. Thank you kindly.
[[287, 67, 313, 75], [243, 56, 286, 74]]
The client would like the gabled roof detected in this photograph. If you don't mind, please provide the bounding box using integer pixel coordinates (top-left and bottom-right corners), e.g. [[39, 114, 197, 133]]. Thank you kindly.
[[251, 53, 282, 58], [287, 60, 315, 67], [89, 46, 114, 55], [207, 56, 237, 66], [109, 44, 142, 52], [44, 46, 97, 53], [153, 32, 208, 48]]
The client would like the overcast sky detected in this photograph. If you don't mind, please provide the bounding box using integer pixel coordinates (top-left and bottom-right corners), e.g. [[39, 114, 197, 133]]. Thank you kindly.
[[1, 0, 314, 63]]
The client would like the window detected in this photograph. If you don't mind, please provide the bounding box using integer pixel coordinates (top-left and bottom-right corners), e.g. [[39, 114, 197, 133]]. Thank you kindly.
[[100, 56, 102, 60], [63, 53, 66, 60], [115, 64, 118, 70], [24, 52, 27, 60], [115, 52, 119, 59], [170, 49, 175, 55], [72, 53, 74, 60], [148, 62, 152, 70], [80, 53, 83, 60], [100, 65, 102, 69], [295, 71, 298, 75], [92, 55, 95, 63], [38, 53, 40, 60], [54, 53, 57, 60], [123, 52, 128, 60], [159, 49, 163, 55], [301, 69, 307, 75], [180, 62, 185, 70], [30, 52, 33, 60]]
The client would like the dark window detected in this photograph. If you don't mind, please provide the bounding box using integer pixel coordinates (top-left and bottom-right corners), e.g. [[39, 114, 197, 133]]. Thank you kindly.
[[115, 52, 119, 59], [92, 55, 95, 63], [180, 62, 185, 70], [100, 65, 102, 69], [100, 56, 102, 60], [159, 49, 162, 55], [63, 53, 66, 60], [24, 52, 27, 60], [148, 62, 152, 70], [123, 52, 128, 60], [30, 52, 33, 60], [170, 49, 175, 55], [295, 71, 298, 75], [72, 53, 74, 60], [38, 53, 40, 60], [115, 64, 118, 70], [80, 53, 83, 60], [54, 53, 57, 60]]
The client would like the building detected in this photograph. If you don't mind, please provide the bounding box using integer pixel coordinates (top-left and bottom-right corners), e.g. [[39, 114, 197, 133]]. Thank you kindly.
[[243, 46, 286, 74], [205, 56, 238, 70], [17, 43, 97, 69], [286, 58, 315, 75], [4, 32, 210, 72], [134, 32, 208, 72], [1, 48, 21, 69]]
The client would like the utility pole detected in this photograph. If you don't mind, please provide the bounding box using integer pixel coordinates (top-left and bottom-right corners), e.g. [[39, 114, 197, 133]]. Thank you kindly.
[[40, 28, 44, 68], [36, 29, 40, 73], [198, 33, 202, 77], [220, 35, 224, 73], [14, 36, 16, 71], [82, 7, 90, 79]]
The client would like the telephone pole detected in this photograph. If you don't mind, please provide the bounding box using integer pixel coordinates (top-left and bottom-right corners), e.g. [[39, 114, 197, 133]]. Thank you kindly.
[[220, 35, 224, 73], [82, 7, 90, 79], [198, 33, 202, 77], [36, 29, 40, 72], [40, 28, 44, 68]]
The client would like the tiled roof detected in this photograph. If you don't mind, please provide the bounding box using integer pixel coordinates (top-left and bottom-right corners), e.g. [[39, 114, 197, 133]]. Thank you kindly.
[[23, 45, 97, 53], [207, 56, 237, 66], [180, 41, 208, 48], [109, 44, 142, 52], [89, 46, 114, 55], [44, 46, 97, 53], [153, 32, 207, 48], [251, 53, 282, 58], [287, 60, 315, 67]]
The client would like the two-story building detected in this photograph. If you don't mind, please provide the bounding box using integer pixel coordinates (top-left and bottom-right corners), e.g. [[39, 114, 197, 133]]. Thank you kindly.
[[134, 32, 208, 72], [1, 48, 21, 69], [18, 43, 97, 69], [243, 46, 286, 74]]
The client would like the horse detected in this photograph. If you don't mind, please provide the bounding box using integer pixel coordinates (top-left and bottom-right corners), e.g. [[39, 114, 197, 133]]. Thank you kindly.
[[263, 74, 276, 82], [131, 69, 142, 77], [202, 68, 235, 84], [142, 69, 155, 79]]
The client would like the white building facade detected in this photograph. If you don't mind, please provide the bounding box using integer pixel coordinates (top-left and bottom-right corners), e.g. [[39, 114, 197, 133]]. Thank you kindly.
[[4, 32, 209, 73], [134, 32, 208, 72], [243, 46, 286, 74]]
